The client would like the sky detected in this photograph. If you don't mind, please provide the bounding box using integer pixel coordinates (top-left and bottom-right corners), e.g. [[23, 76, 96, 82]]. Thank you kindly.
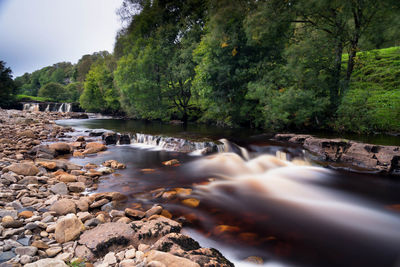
[[0, 0, 123, 77]]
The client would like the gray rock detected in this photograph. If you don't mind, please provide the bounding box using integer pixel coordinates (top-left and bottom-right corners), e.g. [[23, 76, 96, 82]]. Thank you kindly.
[[24, 223, 38, 230], [84, 218, 100, 227], [17, 236, 31, 246], [0, 251, 16, 263], [0, 210, 17, 219], [15, 246, 37, 256], [100, 202, 113, 212], [50, 183, 68, 195], [20, 254, 33, 264]]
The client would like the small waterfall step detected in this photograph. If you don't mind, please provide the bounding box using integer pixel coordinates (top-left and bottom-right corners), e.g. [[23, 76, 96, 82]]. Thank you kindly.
[[22, 102, 74, 112]]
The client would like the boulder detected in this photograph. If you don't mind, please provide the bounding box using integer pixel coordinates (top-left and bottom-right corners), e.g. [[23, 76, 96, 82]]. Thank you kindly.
[[55, 214, 85, 243], [84, 142, 106, 154], [102, 132, 119, 145], [49, 142, 71, 155], [7, 163, 39, 176], [131, 216, 181, 244], [119, 134, 131, 145], [50, 199, 76, 215], [68, 182, 85, 192], [78, 222, 135, 256]]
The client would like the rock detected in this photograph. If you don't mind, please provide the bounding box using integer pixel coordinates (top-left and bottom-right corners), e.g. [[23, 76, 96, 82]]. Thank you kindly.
[[84, 142, 106, 154], [244, 256, 264, 264], [7, 163, 39, 176], [97, 167, 114, 174], [119, 134, 131, 145], [18, 210, 33, 219], [24, 258, 68, 267], [110, 210, 125, 218], [77, 211, 93, 222], [37, 161, 57, 170], [50, 183, 68, 195], [90, 199, 109, 209], [19, 130, 36, 138], [78, 222, 135, 256], [0, 251, 16, 263], [50, 199, 76, 215], [152, 233, 201, 254], [31, 240, 49, 249], [17, 236, 31, 246], [55, 214, 84, 243], [68, 182, 85, 192], [55, 252, 72, 262], [125, 208, 145, 219], [145, 206, 163, 218], [102, 132, 119, 145], [0, 209, 18, 219], [120, 259, 135, 267], [74, 245, 94, 261], [131, 216, 181, 244], [181, 198, 200, 208], [49, 142, 71, 155], [45, 246, 62, 257], [18, 176, 38, 185], [57, 174, 77, 183], [147, 261, 167, 267], [125, 248, 136, 259], [145, 250, 200, 267], [84, 218, 101, 227], [162, 159, 180, 166], [75, 198, 90, 212], [70, 113, 89, 119], [20, 254, 34, 264], [103, 252, 117, 265], [73, 151, 84, 158], [15, 246, 38, 256]]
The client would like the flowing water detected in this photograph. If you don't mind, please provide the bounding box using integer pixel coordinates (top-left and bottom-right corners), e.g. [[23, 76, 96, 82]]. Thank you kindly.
[[57, 118, 400, 267]]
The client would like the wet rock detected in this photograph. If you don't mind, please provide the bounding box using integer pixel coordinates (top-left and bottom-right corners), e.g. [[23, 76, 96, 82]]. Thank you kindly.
[[244, 256, 264, 265], [6, 163, 39, 176], [55, 214, 84, 243], [97, 167, 114, 174], [50, 183, 68, 195], [24, 258, 68, 267], [78, 222, 135, 256], [70, 113, 89, 119], [162, 159, 180, 166], [50, 199, 76, 215], [145, 250, 199, 267], [145, 206, 163, 218], [83, 142, 106, 154], [125, 208, 145, 219], [119, 134, 131, 145], [102, 132, 119, 145], [90, 199, 109, 209]]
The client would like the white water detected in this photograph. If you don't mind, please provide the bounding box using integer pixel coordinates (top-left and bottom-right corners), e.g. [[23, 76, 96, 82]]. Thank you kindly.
[[23, 102, 72, 112]]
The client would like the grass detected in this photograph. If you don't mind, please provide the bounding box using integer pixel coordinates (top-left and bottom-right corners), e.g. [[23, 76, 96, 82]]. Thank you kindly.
[[336, 46, 400, 133], [16, 94, 53, 102]]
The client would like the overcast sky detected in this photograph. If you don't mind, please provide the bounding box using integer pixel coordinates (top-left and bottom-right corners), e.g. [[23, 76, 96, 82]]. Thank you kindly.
[[0, 0, 123, 77]]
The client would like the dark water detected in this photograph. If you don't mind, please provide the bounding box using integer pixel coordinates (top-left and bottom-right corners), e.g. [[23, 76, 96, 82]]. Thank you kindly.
[[57, 119, 400, 267]]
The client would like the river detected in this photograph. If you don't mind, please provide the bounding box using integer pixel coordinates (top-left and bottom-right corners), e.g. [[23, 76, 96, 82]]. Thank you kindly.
[[56, 118, 400, 267]]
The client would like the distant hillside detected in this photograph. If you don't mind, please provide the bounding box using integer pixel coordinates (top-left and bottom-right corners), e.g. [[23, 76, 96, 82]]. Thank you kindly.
[[337, 47, 400, 133]]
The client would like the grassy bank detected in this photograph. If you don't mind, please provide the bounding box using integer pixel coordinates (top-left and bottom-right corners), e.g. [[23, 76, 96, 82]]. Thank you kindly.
[[336, 46, 400, 133], [16, 94, 53, 102]]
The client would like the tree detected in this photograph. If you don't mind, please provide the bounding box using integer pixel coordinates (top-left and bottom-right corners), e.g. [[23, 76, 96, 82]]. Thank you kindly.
[[0, 61, 15, 108], [37, 82, 66, 101]]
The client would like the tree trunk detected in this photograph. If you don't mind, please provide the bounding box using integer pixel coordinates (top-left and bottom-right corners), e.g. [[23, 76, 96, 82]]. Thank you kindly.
[[331, 38, 344, 109]]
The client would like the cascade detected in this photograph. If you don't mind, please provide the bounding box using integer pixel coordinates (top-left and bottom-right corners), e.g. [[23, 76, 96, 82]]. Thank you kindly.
[[23, 103, 39, 111]]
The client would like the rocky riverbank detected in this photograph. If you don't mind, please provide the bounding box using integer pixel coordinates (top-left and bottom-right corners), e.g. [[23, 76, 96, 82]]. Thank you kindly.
[[0, 109, 233, 267], [274, 133, 400, 175]]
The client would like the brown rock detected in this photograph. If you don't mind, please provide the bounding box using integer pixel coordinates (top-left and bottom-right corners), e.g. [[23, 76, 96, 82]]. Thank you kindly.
[[18, 210, 34, 218], [49, 142, 71, 154], [131, 216, 181, 245], [57, 174, 77, 183], [90, 199, 109, 209], [55, 214, 85, 243], [125, 208, 145, 219], [73, 151, 84, 158], [83, 142, 106, 154], [7, 163, 39, 176], [32, 240, 49, 249], [162, 159, 180, 166], [75, 197, 91, 212], [50, 199, 76, 215], [68, 182, 85, 192], [37, 161, 57, 170], [19, 130, 36, 139]]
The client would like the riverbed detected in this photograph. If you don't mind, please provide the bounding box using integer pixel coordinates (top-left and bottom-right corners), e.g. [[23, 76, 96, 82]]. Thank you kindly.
[[57, 118, 400, 267]]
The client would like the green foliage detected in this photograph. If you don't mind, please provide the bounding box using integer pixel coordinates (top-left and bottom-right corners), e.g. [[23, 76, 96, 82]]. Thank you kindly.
[[336, 47, 400, 133], [16, 94, 52, 102], [0, 61, 15, 108], [80, 57, 120, 113], [37, 82, 66, 102]]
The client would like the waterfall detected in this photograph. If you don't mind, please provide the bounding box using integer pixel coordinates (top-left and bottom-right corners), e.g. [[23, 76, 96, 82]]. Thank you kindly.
[[130, 133, 220, 154], [58, 103, 65, 112], [23, 103, 39, 112], [45, 104, 50, 112]]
